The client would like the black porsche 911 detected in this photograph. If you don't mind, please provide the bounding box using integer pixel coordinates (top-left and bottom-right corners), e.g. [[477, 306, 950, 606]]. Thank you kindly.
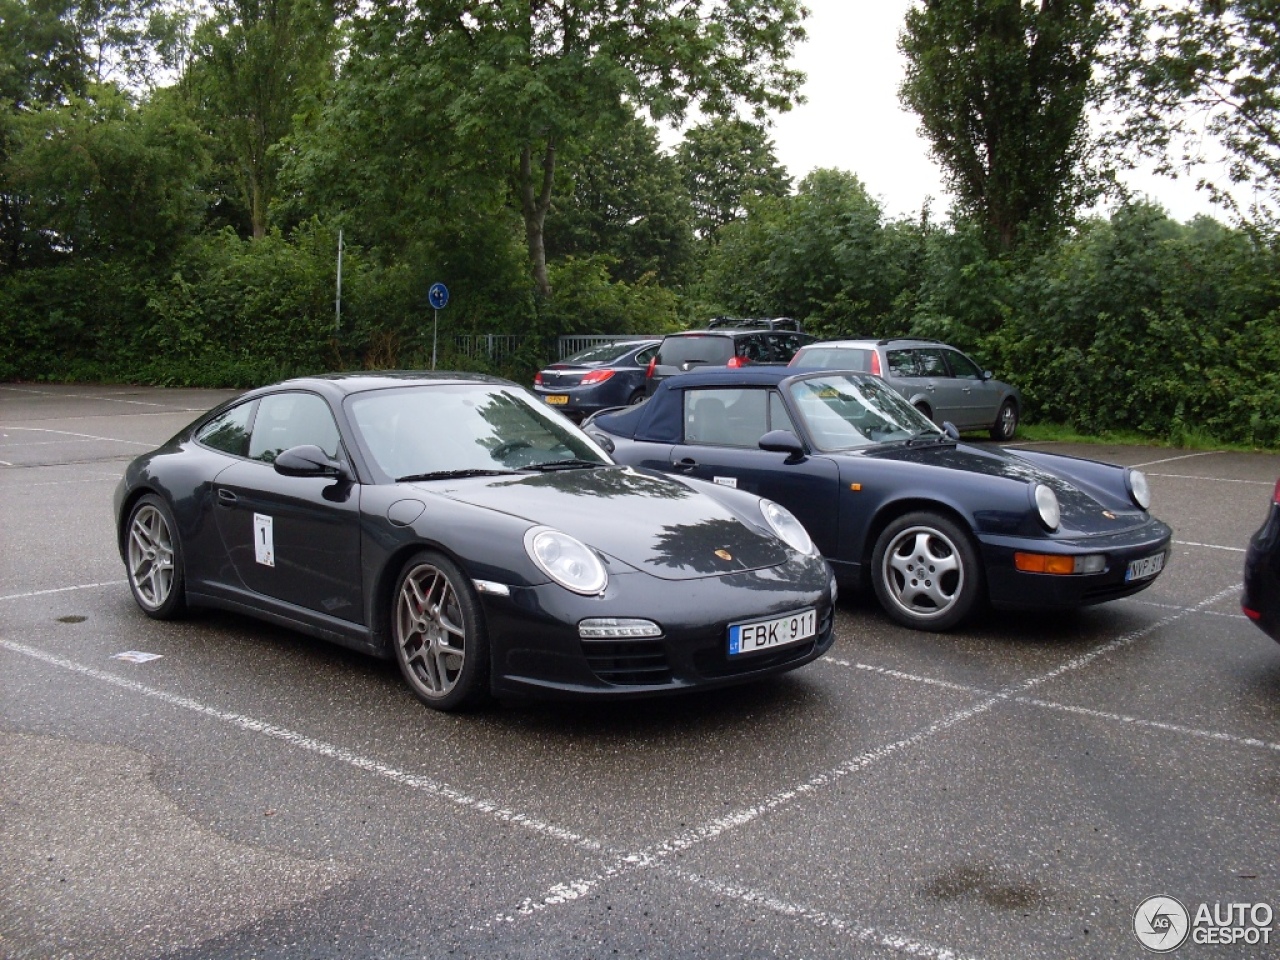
[[585, 368, 1173, 632], [114, 372, 835, 710]]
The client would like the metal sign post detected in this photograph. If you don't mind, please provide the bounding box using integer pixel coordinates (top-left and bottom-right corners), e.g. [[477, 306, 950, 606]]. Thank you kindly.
[[428, 282, 449, 370]]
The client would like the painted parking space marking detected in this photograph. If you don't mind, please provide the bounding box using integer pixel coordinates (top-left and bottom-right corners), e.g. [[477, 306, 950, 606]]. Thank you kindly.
[[1173, 539, 1247, 553], [0, 584, 1249, 959], [1149, 472, 1273, 485], [0, 425, 155, 447], [1132, 451, 1225, 468], [0, 581, 128, 603]]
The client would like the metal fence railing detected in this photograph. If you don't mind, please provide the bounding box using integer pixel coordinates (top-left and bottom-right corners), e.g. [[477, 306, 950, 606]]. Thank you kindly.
[[452, 333, 658, 363]]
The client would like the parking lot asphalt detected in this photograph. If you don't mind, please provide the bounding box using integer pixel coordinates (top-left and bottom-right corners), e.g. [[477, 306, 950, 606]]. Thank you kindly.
[[1, 382, 1277, 960]]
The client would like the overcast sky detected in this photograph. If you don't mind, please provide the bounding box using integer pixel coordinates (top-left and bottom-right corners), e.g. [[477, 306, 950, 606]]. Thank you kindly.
[[767, 0, 1219, 222]]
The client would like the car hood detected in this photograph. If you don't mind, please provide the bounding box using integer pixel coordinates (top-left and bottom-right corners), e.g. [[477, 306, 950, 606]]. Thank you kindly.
[[423, 467, 790, 580], [860, 442, 1150, 535]]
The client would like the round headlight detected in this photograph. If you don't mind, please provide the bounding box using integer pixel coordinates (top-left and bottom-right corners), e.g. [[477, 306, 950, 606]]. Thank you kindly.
[[1127, 468, 1152, 510], [524, 527, 607, 595], [760, 499, 816, 556], [1034, 483, 1061, 531]]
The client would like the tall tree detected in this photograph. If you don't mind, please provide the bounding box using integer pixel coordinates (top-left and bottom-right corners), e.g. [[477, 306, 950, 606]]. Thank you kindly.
[[900, 0, 1106, 253], [391, 0, 808, 297], [548, 113, 696, 286], [1106, 0, 1280, 220], [185, 0, 339, 239], [676, 116, 791, 240]]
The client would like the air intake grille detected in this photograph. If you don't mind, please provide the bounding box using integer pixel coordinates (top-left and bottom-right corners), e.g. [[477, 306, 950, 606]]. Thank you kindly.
[[582, 639, 672, 685]]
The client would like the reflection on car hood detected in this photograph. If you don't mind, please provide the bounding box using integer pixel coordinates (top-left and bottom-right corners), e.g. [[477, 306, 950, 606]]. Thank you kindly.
[[422, 466, 790, 580], [862, 443, 1150, 534]]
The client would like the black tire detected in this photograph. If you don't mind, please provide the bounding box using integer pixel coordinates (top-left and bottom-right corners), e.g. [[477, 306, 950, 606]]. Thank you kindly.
[[627, 389, 646, 405], [871, 511, 981, 631], [990, 399, 1018, 441], [391, 550, 490, 711], [913, 402, 934, 424], [124, 494, 187, 620]]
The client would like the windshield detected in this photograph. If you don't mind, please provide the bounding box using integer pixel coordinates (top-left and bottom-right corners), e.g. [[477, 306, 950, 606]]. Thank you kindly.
[[347, 384, 613, 480], [788, 374, 941, 451]]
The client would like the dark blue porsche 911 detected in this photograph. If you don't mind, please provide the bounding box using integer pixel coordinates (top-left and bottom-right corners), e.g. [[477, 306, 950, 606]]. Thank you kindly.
[[586, 368, 1173, 632]]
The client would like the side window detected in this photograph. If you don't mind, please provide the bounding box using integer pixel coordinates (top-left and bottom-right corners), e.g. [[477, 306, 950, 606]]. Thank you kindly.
[[684, 388, 770, 446], [767, 333, 805, 362], [635, 345, 658, 367], [915, 348, 949, 377], [886, 349, 918, 377], [945, 349, 983, 380], [768, 391, 798, 434], [196, 400, 257, 457], [248, 392, 341, 464], [737, 335, 768, 363]]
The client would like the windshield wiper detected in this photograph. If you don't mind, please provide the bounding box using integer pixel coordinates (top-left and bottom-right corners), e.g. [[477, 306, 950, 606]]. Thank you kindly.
[[903, 430, 948, 447], [396, 469, 516, 482], [521, 459, 608, 472]]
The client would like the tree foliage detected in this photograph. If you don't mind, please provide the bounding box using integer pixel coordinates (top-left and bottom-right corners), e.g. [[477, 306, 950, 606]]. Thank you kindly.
[[1106, 0, 1280, 221], [900, 0, 1106, 253], [675, 117, 791, 239]]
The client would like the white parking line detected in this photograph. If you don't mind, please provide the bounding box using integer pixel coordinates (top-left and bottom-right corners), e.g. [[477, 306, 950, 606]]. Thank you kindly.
[[1132, 451, 1224, 467], [0, 425, 154, 447], [1174, 540, 1247, 553], [1149, 472, 1273, 486], [0, 581, 127, 602]]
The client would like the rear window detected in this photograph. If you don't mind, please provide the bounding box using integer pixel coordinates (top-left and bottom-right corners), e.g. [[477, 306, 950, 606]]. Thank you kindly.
[[565, 341, 643, 364], [657, 335, 735, 367], [790, 347, 874, 372]]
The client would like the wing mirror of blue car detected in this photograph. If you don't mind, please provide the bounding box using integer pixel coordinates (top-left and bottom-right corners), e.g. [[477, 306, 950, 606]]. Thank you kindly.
[[758, 430, 806, 462], [274, 444, 349, 479]]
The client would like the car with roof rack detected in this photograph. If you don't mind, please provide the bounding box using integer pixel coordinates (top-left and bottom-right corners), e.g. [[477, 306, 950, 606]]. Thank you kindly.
[[788, 337, 1021, 441], [646, 325, 816, 396]]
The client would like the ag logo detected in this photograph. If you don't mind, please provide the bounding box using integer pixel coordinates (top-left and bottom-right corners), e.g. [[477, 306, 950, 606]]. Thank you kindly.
[[1134, 896, 1190, 952]]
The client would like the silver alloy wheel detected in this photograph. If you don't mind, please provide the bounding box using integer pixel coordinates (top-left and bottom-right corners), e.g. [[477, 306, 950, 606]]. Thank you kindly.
[[395, 562, 467, 699], [879, 524, 965, 622], [128, 503, 176, 610], [996, 401, 1017, 440]]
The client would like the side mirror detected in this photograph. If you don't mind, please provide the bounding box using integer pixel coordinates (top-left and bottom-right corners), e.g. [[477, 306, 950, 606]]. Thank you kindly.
[[758, 430, 806, 461], [982, 369, 994, 381], [589, 432, 615, 454], [274, 444, 349, 479], [940, 422, 961, 441]]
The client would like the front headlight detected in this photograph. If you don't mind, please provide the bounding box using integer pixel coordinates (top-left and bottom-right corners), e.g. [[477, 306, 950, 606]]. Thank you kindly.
[[1034, 483, 1061, 531], [524, 527, 608, 595], [760, 499, 816, 555], [1126, 468, 1152, 510]]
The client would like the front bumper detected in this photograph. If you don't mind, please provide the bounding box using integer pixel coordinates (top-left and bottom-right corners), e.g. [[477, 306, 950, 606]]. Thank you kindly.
[[979, 519, 1173, 611], [477, 554, 836, 699]]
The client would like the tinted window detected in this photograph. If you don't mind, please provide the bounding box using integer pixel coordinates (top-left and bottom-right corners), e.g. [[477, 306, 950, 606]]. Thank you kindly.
[[944, 350, 983, 379], [635, 345, 659, 366], [915, 348, 949, 377], [658, 336, 734, 367], [885, 349, 919, 377], [196, 400, 256, 457], [791, 347, 874, 372], [767, 333, 812, 362], [736, 335, 770, 363], [249, 392, 341, 463]]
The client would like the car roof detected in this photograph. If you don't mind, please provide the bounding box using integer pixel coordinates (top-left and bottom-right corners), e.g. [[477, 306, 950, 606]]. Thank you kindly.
[[266, 370, 513, 399]]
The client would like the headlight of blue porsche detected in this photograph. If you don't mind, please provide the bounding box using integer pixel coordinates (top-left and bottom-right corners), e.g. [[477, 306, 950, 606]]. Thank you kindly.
[[760, 499, 817, 555], [1126, 468, 1152, 510], [1034, 483, 1061, 531], [524, 527, 608, 595]]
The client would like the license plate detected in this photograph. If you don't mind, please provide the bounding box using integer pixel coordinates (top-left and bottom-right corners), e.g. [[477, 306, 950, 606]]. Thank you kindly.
[[1125, 552, 1165, 582], [544, 395, 569, 405], [728, 609, 816, 656]]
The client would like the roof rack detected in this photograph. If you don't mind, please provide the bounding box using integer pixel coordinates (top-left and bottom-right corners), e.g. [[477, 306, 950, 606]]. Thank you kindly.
[[706, 316, 803, 332]]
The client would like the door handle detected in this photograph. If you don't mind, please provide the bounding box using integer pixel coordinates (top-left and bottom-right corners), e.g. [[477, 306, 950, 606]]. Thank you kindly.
[[673, 458, 698, 472], [216, 488, 237, 506]]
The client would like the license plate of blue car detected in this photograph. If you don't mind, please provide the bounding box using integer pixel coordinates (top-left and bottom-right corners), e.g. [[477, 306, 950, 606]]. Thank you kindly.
[[729, 609, 817, 656], [1125, 552, 1165, 582]]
